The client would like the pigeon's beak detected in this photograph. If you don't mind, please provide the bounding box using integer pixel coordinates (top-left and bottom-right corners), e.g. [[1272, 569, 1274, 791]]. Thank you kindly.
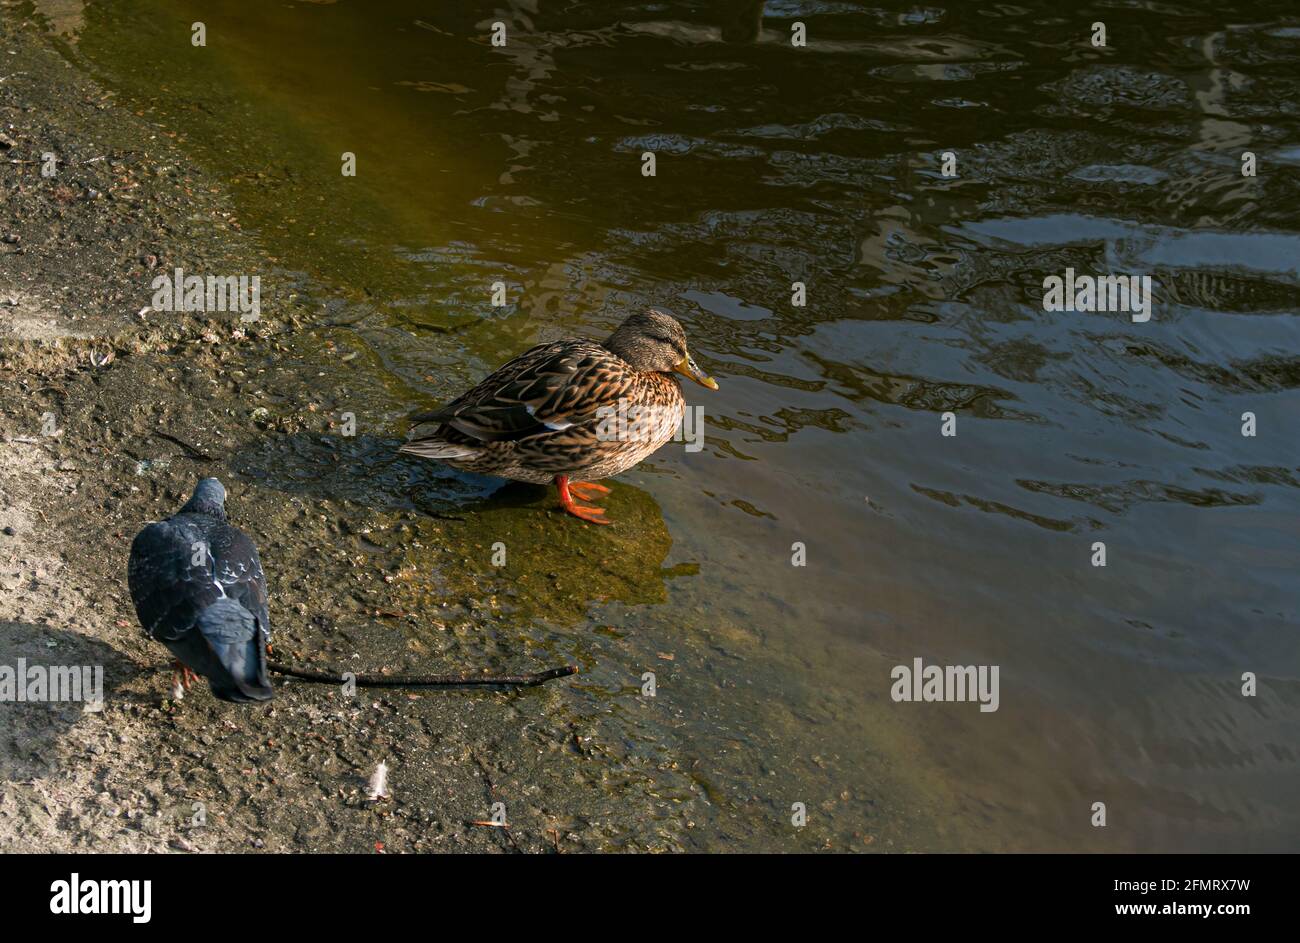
[[673, 353, 718, 390]]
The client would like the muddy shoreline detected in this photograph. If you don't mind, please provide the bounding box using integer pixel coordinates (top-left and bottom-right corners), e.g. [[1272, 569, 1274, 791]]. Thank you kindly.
[[0, 13, 675, 853], [0, 11, 911, 853]]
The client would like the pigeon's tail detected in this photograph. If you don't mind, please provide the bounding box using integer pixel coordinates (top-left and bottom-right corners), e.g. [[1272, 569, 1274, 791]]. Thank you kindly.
[[195, 598, 274, 703]]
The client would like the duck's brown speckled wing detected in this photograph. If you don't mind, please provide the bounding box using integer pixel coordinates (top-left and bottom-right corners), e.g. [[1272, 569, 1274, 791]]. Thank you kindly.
[[417, 340, 639, 444]]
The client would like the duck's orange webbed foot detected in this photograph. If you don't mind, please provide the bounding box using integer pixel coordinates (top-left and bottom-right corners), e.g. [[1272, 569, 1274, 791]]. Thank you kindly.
[[555, 475, 612, 525]]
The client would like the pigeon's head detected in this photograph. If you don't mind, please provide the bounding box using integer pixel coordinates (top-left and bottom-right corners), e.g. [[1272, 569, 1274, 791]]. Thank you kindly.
[[181, 477, 228, 519]]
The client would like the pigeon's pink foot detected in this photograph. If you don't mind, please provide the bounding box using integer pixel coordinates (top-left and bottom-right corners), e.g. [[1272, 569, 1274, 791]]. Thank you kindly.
[[171, 660, 199, 695]]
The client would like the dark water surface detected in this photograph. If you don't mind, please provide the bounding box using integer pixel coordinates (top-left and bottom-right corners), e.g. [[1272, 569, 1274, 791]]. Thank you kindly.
[[31, 0, 1300, 849]]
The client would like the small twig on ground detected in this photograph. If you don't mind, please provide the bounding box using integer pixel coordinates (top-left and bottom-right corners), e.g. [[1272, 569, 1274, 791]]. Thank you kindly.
[[471, 754, 522, 852], [151, 430, 215, 461], [269, 661, 577, 688]]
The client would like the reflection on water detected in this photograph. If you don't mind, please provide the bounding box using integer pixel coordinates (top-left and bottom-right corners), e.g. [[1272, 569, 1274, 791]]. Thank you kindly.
[[51, 0, 1300, 849]]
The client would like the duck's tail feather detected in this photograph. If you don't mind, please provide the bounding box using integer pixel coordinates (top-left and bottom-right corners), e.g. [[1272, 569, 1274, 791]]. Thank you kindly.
[[398, 438, 483, 461]]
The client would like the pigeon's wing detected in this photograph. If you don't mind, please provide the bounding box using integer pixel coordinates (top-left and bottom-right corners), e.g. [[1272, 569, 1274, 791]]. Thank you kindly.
[[205, 523, 273, 701], [193, 598, 273, 702], [208, 525, 271, 643], [127, 518, 222, 643]]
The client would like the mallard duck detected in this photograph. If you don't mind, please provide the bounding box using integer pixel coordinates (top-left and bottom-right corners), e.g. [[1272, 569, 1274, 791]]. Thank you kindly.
[[399, 309, 718, 524]]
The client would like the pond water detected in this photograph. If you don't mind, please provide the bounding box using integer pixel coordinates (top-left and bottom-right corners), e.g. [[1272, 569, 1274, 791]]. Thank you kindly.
[[30, 0, 1300, 850]]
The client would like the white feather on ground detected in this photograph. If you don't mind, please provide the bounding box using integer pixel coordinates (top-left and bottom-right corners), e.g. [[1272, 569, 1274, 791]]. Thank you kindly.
[[366, 761, 390, 801]]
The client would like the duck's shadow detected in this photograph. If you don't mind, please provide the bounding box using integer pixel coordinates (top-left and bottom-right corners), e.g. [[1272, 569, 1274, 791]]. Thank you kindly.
[[229, 431, 497, 515], [223, 430, 687, 614], [226, 430, 668, 527]]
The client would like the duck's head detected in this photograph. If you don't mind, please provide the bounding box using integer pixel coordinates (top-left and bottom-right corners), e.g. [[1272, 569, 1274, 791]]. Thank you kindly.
[[604, 309, 718, 390]]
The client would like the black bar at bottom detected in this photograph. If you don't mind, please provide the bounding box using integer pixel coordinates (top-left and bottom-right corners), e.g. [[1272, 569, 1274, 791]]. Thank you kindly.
[[2, 852, 1282, 931]]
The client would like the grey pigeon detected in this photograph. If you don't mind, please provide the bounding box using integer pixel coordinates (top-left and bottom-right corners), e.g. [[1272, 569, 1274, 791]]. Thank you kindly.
[[127, 478, 273, 702]]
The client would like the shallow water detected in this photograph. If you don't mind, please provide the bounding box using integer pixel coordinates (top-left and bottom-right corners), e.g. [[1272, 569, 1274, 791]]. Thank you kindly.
[[31, 0, 1300, 849]]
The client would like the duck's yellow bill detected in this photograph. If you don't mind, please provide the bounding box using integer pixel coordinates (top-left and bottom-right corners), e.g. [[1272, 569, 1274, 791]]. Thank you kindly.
[[674, 355, 719, 390]]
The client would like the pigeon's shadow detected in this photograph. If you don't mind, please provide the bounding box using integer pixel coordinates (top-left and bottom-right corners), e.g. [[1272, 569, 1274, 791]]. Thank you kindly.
[[0, 623, 133, 784]]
